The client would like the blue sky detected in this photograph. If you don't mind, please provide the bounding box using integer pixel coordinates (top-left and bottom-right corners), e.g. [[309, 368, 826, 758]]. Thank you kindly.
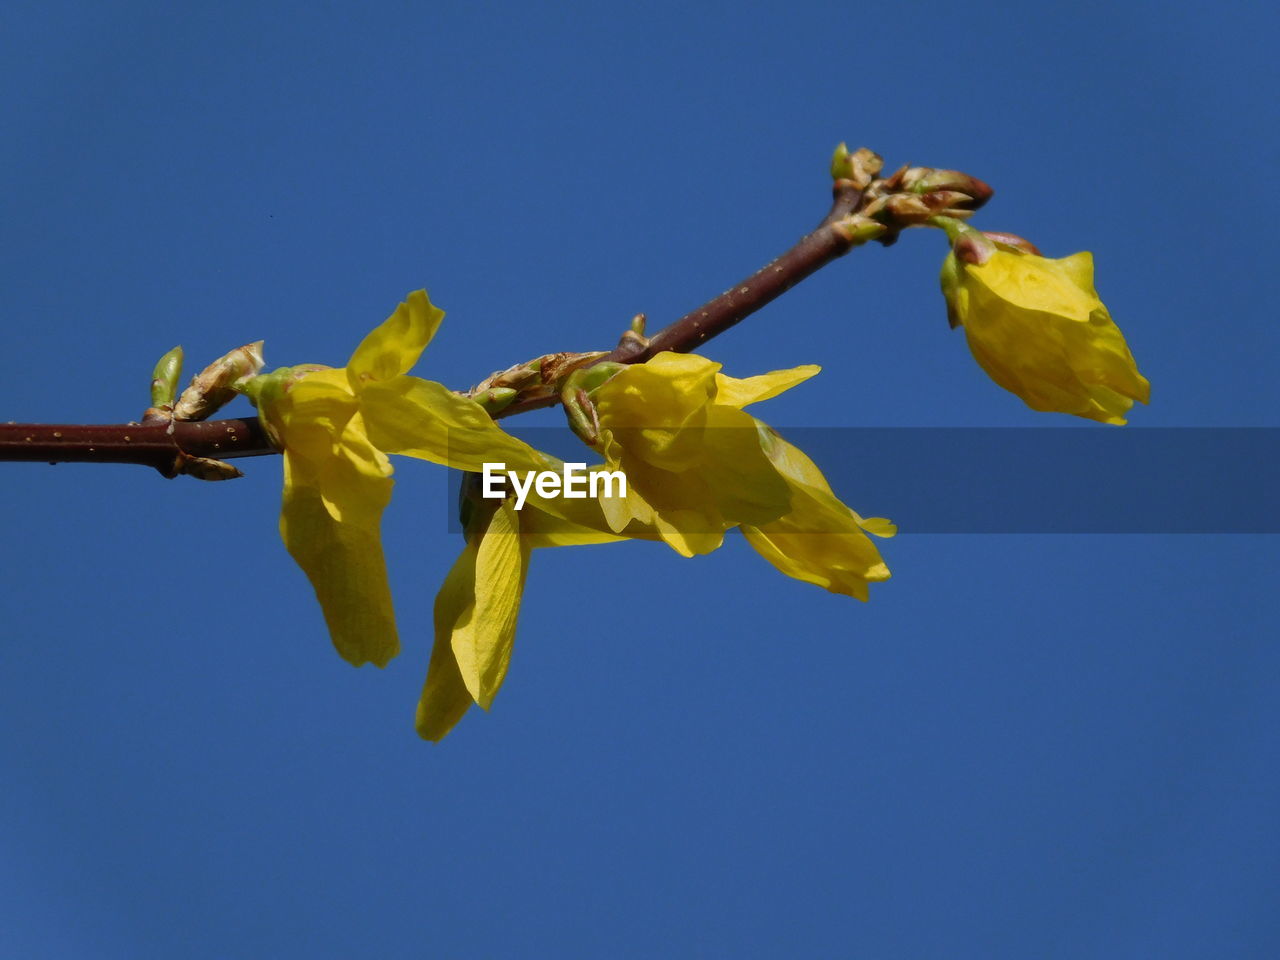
[[1, 1, 1277, 957]]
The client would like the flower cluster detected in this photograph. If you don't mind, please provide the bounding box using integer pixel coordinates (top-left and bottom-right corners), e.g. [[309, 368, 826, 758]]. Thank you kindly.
[[246, 220, 1151, 743], [242, 291, 556, 669], [244, 293, 893, 741], [584, 352, 892, 593]]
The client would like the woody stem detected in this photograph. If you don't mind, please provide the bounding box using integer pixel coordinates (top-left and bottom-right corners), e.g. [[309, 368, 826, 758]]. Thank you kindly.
[[494, 179, 868, 418], [0, 181, 867, 469], [616, 183, 866, 362], [0, 418, 273, 473]]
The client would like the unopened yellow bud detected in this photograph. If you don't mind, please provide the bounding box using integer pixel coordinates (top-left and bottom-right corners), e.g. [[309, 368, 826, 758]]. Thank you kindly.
[[941, 245, 1150, 424]]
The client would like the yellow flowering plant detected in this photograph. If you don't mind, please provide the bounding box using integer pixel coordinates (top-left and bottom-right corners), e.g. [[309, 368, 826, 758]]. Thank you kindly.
[[0, 143, 1158, 744], [563, 350, 895, 595], [412, 348, 899, 741], [935, 219, 1150, 424], [242, 292, 665, 740], [567, 351, 821, 556], [223, 154, 1151, 742], [418, 478, 654, 741], [241, 291, 557, 668]]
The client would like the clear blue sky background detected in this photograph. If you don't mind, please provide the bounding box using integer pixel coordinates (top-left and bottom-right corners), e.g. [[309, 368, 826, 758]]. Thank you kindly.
[[2, 1, 1277, 957]]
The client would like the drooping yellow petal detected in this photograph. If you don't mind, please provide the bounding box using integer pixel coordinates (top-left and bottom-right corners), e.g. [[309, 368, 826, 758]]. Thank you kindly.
[[597, 455, 725, 554], [520, 519, 626, 549], [416, 541, 480, 742], [359, 375, 551, 473], [269, 368, 358, 464], [595, 466, 656, 535], [346, 289, 445, 391], [449, 501, 530, 709], [315, 415, 393, 523], [858, 517, 898, 537], [693, 405, 792, 525], [520, 478, 649, 547], [741, 481, 891, 601], [759, 425, 895, 538], [279, 442, 398, 667], [756, 425, 831, 491], [741, 422, 892, 599], [713, 364, 820, 408], [653, 510, 726, 557]]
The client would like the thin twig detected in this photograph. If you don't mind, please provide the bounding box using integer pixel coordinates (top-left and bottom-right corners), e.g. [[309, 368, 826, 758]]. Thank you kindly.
[[0, 417, 270, 473], [616, 186, 866, 361], [0, 181, 866, 469], [495, 179, 867, 418]]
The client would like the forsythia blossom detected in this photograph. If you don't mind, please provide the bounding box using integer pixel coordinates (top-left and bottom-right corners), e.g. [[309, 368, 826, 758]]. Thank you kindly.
[[940, 241, 1150, 424], [422, 351, 896, 740], [244, 298, 893, 743], [590, 352, 820, 555], [584, 351, 894, 593], [244, 291, 553, 668], [418, 485, 645, 741]]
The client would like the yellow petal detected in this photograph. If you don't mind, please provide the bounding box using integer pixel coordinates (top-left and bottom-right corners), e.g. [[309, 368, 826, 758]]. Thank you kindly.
[[303, 415, 392, 523], [755, 423, 860, 503], [594, 353, 720, 469], [713, 364, 820, 408], [605, 456, 727, 548], [962, 285, 1148, 423], [653, 510, 725, 557], [858, 517, 897, 537], [764, 430, 895, 539], [693, 405, 792, 526], [739, 424, 891, 599], [596, 470, 655, 534], [450, 501, 530, 709], [359, 375, 552, 473], [625, 355, 720, 439], [741, 484, 891, 601], [279, 446, 398, 667], [520, 522, 626, 549], [969, 250, 1099, 322], [270, 368, 358, 464], [1042, 250, 1097, 297], [416, 543, 479, 741], [601, 421, 709, 473], [346, 290, 445, 390], [639, 350, 723, 383], [520, 479, 643, 547]]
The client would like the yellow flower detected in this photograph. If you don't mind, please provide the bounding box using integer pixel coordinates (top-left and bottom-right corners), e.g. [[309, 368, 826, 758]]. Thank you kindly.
[[417, 483, 646, 742], [409, 348, 892, 741], [249, 291, 554, 668], [589, 351, 819, 556], [741, 427, 893, 601], [941, 244, 1150, 424], [584, 349, 893, 596]]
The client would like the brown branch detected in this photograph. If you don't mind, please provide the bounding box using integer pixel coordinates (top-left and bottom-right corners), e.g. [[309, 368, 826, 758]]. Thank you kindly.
[[613, 183, 866, 363], [494, 179, 868, 418], [0, 417, 272, 473], [1, 180, 868, 470]]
